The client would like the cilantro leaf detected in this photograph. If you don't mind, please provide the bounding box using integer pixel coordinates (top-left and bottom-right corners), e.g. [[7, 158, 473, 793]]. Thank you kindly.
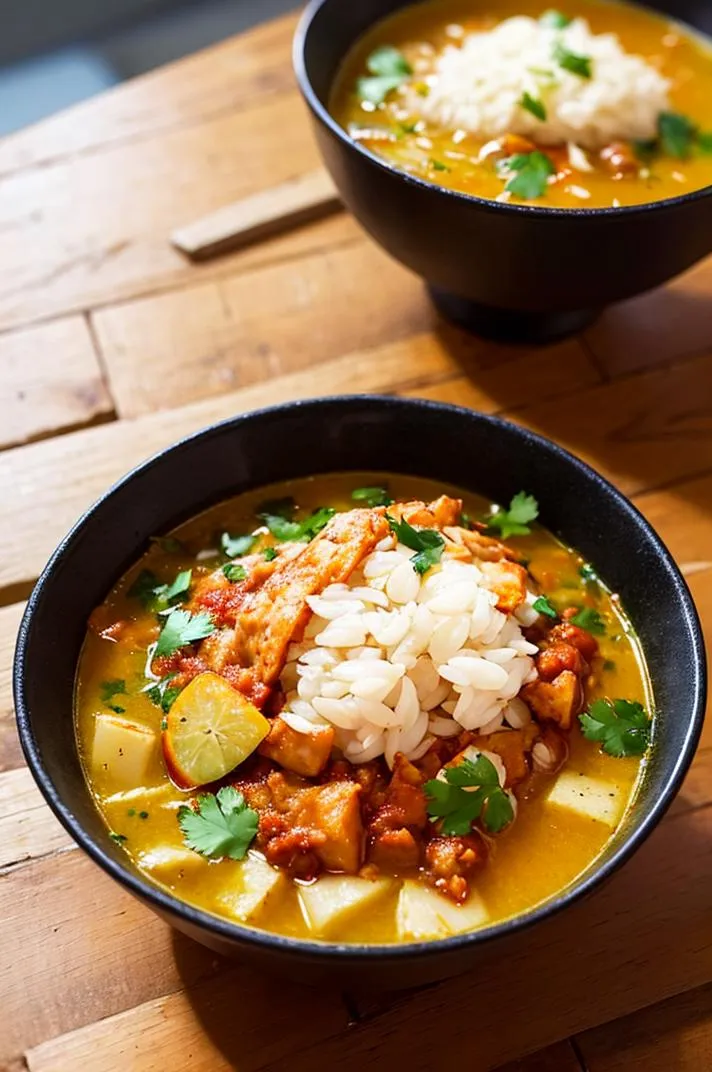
[[386, 514, 445, 575], [260, 506, 335, 543], [485, 491, 539, 539], [570, 607, 606, 635], [220, 532, 256, 558], [127, 569, 160, 607], [659, 111, 697, 158], [152, 569, 192, 611], [263, 547, 278, 562], [155, 609, 215, 658], [178, 786, 259, 860], [579, 698, 651, 757], [698, 131, 712, 154], [109, 831, 127, 844], [223, 562, 247, 583], [501, 151, 555, 199], [579, 563, 598, 584], [520, 91, 547, 121], [431, 159, 449, 172], [100, 679, 126, 703], [424, 756, 515, 835], [145, 671, 182, 712], [540, 10, 572, 28], [352, 486, 394, 507], [632, 137, 659, 164], [533, 596, 558, 619], [357, 45, 413, 105], [553, 41, 592, 79]]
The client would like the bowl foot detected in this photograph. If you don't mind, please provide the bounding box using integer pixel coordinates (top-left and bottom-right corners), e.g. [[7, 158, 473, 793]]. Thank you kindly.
[[428, 285, 599, 344]]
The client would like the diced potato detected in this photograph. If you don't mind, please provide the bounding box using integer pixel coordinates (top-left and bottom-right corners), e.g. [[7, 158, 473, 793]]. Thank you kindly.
[[217, 853, 287, 924], [92, 714, 156, 790], [299, 874, 393, 937], [397, 881, 489, 942], [547, 771, 623, 827], [139, 845, 208, 879], [104, 783, 176, 808]]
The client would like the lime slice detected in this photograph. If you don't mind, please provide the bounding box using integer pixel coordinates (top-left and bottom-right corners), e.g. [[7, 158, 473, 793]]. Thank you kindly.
[[163, 672, 270, 789]]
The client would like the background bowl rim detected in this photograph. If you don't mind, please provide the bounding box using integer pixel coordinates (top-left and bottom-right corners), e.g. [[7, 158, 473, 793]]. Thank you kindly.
[[292, 0, 712, 221], [13, 394, 707, 964]]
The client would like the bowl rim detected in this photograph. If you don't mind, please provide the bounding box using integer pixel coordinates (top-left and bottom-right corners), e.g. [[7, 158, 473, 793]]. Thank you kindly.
[[292, 0, 712, 220], [13, 395, 707, 964]]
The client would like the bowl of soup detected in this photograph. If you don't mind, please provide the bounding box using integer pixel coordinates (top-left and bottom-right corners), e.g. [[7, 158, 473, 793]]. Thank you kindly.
[[14, 397, 705, 986], [294, 0, 712, 342]]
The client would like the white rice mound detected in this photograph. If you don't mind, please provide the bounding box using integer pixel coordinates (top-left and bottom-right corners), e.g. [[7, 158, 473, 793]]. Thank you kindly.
[[413, 16, 671, 150], [278, 531, 541, 769]]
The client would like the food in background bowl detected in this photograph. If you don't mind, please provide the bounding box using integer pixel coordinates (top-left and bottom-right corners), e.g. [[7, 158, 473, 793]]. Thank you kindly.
[[330, 1, 712, 208], [77, 472, 652, 944]]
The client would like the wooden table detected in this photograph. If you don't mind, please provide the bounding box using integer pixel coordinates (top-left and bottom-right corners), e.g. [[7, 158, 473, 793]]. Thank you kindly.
[[1, 11, 711, 1071]]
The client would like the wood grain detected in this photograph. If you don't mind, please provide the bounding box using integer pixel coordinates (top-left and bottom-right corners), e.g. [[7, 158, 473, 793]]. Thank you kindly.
[[0, 602, 24, 772], [496, 1042, 584, 1072], [0, 317, 112, 449], [0, 767, 71, 870]]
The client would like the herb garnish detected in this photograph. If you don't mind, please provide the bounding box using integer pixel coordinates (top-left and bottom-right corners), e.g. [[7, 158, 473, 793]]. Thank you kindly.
[[659, 111, 697, 158], [521, 91, 547, 121], [579, 563, 598, 584], [220, 532, 256, 558], [109, 832, 127, 844], [579, 698, 651, 757], [540, 10, 573, 29], [533, 596, 558, 619], [127, 568, 191, 611], [357, 45, 413, 106], [500, 151, 555, 199], [178, 787, 259, 860], [145, 671, 183, 712], [223, 562, 247, 583], [485, 492, 539, 539], [425, 756, 515, 835], [352, 486, 394, 507], [386, 514, 445, 575], [149, 536, 183, 554], [100, 679, 127, 714], [258, 501, 335, 543], [155, 609, 215, 658], [263, 547, 278, 562], [431, 159, 449, 171], [570, 607, 606, 635], [553, 41, 592, 79]]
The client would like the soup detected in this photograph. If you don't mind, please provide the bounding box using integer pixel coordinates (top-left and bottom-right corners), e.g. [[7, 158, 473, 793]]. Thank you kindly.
[[329, 0, 712, 208], [75, 474, 652, 944]]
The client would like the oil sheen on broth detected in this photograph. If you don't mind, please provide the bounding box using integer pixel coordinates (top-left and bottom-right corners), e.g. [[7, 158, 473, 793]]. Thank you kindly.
[[76, 474, 651, 944], [329, 0, 712, 208]]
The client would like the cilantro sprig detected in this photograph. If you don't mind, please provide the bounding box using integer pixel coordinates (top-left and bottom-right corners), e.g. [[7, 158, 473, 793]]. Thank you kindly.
[[570, 607, 606, 635], [579, 698, 652, 757], [100, 679, 127, 714], [178, 786, 259, 860], [425, 756, 514, 835], [220, 532, 256, 558], [520, 91, 547, 121], [634, 113, 712, 164], [144, 672, 182, 713], [357, 45, 413, 106], [155, 609, 215, 658], [258, 498, 335, 543], [533, 595, 558, 619], [127, 568, 192, 612], [223, 562, 247, 583], [485, 491, 539, 539], [386, 514, 445, 575], [499, 151, 555, 199], [553, 41, 592, 79], [352, 485, 394, 507]]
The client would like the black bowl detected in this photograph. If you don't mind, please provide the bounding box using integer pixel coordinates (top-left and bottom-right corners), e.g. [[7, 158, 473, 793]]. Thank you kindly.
[[14, 397, 706, 987], [293, 0, 712, 343]]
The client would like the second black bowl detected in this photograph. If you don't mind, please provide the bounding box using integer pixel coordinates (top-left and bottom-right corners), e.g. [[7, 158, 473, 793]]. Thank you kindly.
[[294, 0, 712, 343]]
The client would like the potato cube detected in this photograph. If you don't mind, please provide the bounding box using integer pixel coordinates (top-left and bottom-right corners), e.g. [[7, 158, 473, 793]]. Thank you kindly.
[[547, 771, 624, 827], [217, 853, 286, 924], [92, 714, 156, 790], [397, 881, 489, 942], [139, 845, 208, 879], [299, 874, 393, 937]]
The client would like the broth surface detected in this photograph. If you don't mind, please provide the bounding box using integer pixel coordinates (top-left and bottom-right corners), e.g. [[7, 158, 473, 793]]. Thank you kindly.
[[75, 474, 650, 944], [329, 0, 712, 208]]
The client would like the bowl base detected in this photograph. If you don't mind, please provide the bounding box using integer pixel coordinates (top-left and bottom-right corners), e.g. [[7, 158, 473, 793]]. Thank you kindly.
[[428, 285, 600, 344]]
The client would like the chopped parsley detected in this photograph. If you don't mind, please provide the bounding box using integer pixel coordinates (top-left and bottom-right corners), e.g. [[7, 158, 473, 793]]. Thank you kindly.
[[263, 547, 278, 562], [109, 832, 127, 844], [145, 671, 183, 713], [570, 607, 606, 635], [658, 111, 698, 159], [259, 501, 335, 542], [178, 786, 259, 860], [127, 568, 161, 607], [533, 595, 558, 619], [220, 532, 256, 558], [139, 810, 149, 820], [386, 514, 445, 575], [352, 485, 394, 507], [500, 151, 555, 199], [699, 131, 712, 154], [99, 679, 127, 714], [485, 491, 539, 539], [223, 562, 247, 583], [520, 91, 547, 121], [155, 609, 215, 658], [357, 45, 413, 106], [579, 698, 651, 757], [540, 10, 573, 29], [579, 563, 598, 584], [152, 569, 192, 611], [425, 755, 515, 836], [553, 41, 592, 79], [603, 659, 617, 672], [431, 159, 449, 171]]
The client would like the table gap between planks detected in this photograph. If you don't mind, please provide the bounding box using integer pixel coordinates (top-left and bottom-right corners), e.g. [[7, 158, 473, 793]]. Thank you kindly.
[[1, 10, 711, 1072]]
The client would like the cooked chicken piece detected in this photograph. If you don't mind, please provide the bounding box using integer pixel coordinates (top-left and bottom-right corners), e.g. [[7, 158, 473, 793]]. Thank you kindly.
[[295, 780, 364, 873], [481, 559, 529, 613], [370, 827, 422, 870], [368, 753, 427, 869], [259, 717, 334, 777], [423, 834, 487, 902], [390, 495, 463, 529], [600, 141, 639, 177], [470, 725, 539, 787], [551, 620, 600, 662], [537, 642, 587, 682], [443, 525, 517, 563], [522, 670, 582, 731]]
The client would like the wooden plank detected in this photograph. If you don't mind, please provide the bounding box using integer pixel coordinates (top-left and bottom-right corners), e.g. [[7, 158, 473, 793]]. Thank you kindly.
[[0, 318, 113, 449], [495, 1042, 584, 1072], [0, 333, 597, 601], [576, 982, 712, 1071], [171, 168, 340, 260], [0, 767, 71, 870], [0, 602, 24, 772], [584, 256, 712, 378], [0, 14, 299, 179], [18, 805, 712, 1072]]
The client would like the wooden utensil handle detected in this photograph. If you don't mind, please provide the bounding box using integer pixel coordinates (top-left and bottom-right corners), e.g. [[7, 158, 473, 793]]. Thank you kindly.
[[171, 169, 342, 260]]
